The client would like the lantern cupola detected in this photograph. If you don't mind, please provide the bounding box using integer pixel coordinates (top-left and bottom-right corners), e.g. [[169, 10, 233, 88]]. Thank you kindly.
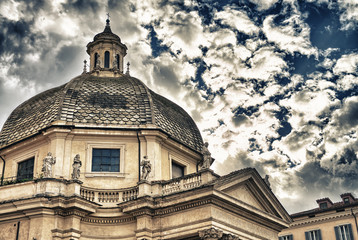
[[86, 17, 127, 76]]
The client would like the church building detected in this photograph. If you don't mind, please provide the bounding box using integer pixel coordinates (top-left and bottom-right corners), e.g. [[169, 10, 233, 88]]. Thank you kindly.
[[0, 18, 291, 240]]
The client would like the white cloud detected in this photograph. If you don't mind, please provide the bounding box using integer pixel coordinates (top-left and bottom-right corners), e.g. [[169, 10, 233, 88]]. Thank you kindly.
[[0, 0, 21, 21], [263, 14, 317, 56], [214, 7, 260, 36], [333, 53, 358, 74], [248, 0, 280, 11], [337, 0, 358, 30]]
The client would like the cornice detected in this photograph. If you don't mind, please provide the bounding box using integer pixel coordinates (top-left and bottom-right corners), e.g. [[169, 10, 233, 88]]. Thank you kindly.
[[155, 198, 212, 216], [290, 211, 353, 227]]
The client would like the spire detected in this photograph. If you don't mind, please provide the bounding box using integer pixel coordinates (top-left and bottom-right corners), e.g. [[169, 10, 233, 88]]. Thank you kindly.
[[103, 13, 112, 33]]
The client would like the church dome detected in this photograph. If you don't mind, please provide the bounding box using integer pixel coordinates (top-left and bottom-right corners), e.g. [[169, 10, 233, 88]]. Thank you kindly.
[[0, 74, 203, 153]]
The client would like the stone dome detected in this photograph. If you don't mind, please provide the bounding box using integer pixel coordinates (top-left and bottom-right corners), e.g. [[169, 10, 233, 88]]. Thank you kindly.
[[0, 74, 203, 152]]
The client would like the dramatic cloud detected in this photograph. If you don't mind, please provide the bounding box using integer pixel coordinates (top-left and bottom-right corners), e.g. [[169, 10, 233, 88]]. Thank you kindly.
[[0, 0, 358, 214]]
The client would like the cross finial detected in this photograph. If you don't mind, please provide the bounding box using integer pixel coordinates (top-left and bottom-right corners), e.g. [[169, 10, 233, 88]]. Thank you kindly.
[[106, 13, 110, 26], [126, 62, 130, 76], [82, 60, 87, 74]]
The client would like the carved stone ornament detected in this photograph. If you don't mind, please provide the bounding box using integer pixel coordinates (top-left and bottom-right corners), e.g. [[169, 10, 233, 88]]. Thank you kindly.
[[95, 55, 101, 68], [199, 142, 215, 170], [71, 154, 82, 180], [42, 152, 56, 178], [264, 174, 271, 188], [199, 227, 223, 240], [222, 234, 240, 240], [140, 156, 151, 180]]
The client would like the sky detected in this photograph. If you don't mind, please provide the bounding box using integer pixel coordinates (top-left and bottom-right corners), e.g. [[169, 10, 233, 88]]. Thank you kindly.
[[0, 0, 357, 214]]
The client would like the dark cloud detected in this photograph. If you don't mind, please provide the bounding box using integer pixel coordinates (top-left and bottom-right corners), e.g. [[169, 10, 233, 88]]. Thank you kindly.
[[144, 25, 170, 58], [337, 100, 358, 129], [1, 0, 358, 215], [63, 0, 100, 13]]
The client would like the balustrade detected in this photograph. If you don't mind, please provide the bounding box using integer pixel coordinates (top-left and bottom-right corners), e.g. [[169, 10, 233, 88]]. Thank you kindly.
[[79, 171, 214, 204]]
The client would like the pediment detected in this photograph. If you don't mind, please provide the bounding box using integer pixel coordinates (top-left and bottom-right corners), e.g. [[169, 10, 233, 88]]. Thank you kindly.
[[221, 182, 267, 211], [214, 168, 291, 222]]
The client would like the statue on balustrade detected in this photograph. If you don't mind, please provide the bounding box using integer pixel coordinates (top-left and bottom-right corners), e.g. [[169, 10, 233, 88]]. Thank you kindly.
[[42, 152, 56, 178], [71, 154, 82, 180], [199, 142, 215, 170], [140, 155, 151, 180]]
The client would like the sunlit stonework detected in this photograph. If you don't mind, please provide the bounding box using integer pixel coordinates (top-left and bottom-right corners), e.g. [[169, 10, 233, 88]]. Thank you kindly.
[[0, 18, 291, 240]]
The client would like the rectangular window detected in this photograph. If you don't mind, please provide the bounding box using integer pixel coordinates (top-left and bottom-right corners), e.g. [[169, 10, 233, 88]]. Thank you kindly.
[[320, 202, 328, 209], [92, 149, 120, 172], [172, 161, 184, 179], [17, 157, 34, 181], [279, 235, 293, 240], [305, 230, 322, 240], [335, 224, 354, 240]]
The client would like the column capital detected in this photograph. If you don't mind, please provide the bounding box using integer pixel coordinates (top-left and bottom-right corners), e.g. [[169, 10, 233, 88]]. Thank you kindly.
[[222, 234, 240, 240], [198, 227, 223, 240]]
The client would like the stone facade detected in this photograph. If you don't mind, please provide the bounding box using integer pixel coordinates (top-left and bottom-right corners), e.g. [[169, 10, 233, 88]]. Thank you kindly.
[[279, 193, 358, 240], [0, 19, 291, 240]]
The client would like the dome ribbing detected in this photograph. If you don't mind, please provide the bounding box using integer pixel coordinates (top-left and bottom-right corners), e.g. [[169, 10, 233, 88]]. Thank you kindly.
[[0, 74, 203, 153]]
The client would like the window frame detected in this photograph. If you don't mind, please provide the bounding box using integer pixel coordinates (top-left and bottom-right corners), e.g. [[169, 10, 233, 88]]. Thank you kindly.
[[85, 143, 125, 178], [335, 224, 354, 240], [17, 157, 35, 181], [12, 150, 38, 179], [171, 161, 185, 179], [92, 148, 120, 172], [279, 235, 293, 240], [104, 51, 110, 68], [305, 229, 322, 240], [169, 153, 189, 179], [116, 54, 120, 69]]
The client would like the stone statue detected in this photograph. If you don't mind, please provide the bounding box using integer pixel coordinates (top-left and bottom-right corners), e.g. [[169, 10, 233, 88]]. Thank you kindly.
[[71, 154, 82, 180], [42, 152, 56, 178], [199, 142, 215, 169], [95, 54, 101, 68], [112, 55, 118, 69], [264, 174, 271, 188], [140, 156, 151, 180]]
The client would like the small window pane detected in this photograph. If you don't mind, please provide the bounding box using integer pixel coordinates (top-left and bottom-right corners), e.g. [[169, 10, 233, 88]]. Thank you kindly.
[[104, 51, 110, 68], [17, 157, 34, 180], [172, 162, 184, 178], [112, 149, 120, 157], [92, 148, 120, 172], [116, 54, 120, 69]]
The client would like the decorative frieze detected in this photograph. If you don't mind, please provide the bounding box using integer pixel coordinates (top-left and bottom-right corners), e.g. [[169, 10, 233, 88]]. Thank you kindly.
[[81, 216, 135, 224], [54, 209, 87, 218]]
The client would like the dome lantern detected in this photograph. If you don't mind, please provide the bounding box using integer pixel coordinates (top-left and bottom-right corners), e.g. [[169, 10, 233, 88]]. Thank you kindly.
[[86, 17, 127, 76]]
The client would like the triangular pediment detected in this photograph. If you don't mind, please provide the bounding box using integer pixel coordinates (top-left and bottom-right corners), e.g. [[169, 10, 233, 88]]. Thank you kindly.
[[221, 182, 267, 211], [214, 168, 291, 222]]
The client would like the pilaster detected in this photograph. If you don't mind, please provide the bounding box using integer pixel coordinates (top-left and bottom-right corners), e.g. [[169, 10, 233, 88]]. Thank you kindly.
[[44, 128, 71, 178]]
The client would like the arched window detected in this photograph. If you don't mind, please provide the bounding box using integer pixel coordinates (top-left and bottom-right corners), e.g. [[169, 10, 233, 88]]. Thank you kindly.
[[104, 51, 110, 68], [116, 54, 120, 69], [94, 53, 99, 68]]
